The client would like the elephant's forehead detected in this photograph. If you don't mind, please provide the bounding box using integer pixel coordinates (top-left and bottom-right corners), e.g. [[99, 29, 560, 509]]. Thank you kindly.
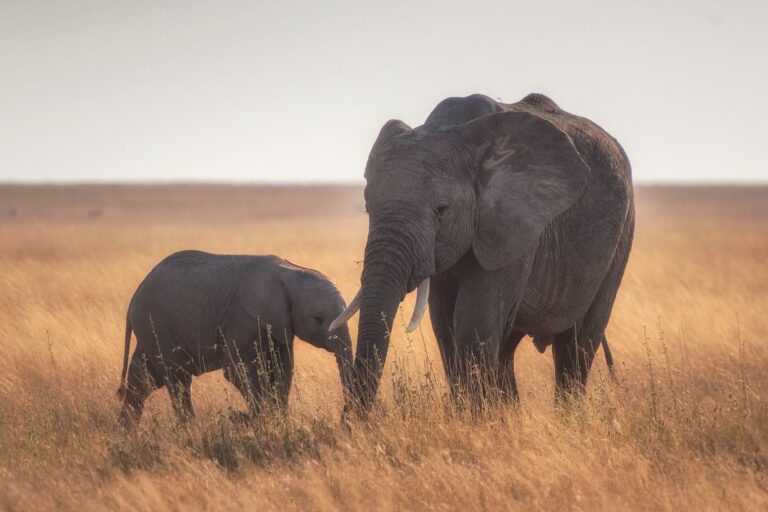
[[365, 138, 464, 201], [368, 130, 463, 169], [364, 170, 435, 206]]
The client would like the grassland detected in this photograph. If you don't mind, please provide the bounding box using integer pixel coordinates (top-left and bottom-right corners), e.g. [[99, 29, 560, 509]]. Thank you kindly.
[[0, 184, 767, 511]]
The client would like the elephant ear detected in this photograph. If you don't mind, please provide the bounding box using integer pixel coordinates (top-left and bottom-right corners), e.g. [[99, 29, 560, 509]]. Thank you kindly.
[[238, 267, 291, 345], [364, 119, 412, 178], [458, 110, 591, 270]]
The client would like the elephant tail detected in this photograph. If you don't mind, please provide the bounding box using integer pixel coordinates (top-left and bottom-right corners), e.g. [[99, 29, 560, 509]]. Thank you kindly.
[[116, 312, 133, 400], [601, 334, 616, 382]]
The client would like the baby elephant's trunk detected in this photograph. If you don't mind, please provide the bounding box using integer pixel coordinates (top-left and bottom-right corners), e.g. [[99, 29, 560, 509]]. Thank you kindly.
[[331, 324, 355, 403]]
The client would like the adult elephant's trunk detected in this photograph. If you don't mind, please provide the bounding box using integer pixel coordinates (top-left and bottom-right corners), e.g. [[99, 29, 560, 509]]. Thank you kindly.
[[351, 262, 406, 411], [344, 212, 432, 414]]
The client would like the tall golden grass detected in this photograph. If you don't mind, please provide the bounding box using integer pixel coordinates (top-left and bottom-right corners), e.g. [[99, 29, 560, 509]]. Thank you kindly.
[[0, 185, 766, 511]]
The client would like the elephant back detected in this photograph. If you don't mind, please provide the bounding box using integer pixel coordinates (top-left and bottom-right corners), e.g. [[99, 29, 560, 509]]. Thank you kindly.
[[424, 94, 502, 129], [129, 251, 240, 350]]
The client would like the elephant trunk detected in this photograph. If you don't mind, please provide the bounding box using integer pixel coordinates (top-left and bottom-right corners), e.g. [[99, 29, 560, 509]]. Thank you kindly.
[[348, 213, 427, 414], [351, 267, 406, 411], [331, 323, 356, 402]]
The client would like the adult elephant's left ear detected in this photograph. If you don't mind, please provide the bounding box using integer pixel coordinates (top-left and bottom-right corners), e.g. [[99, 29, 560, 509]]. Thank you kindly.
[[458, 110, 591, 270]]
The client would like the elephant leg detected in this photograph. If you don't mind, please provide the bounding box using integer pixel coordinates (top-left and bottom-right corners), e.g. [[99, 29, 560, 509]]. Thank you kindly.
[[267, 338, 293, 410], [219, 328, 260, 412], [118, 348, 164, 428], [221, 327, 292, 415], [551, 326, 599, 400], [223, 358, 262, 412], [251, 329, 293, 411], [452, 292, 504, 405], [551, 294, 614, 399], [428, 273, 459, 388], [452, 256, 527, 406], [553, 224, 632, 400], [451, 320, 501, 404], [497, 330, 525, 402], [166, 369, 194, 421]]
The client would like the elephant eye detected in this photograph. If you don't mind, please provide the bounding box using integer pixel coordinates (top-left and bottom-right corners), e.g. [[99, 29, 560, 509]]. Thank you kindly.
[[313, 316, 323, 325], [435, 204, 449, 218]]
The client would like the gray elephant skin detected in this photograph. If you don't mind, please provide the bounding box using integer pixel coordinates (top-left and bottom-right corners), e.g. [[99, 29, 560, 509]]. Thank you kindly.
[[332, 93, 634, 411], [117, 250, 354, 426]]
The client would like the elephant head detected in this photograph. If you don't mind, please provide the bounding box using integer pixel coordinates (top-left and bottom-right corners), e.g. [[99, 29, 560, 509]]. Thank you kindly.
[[330, 94, 590, 412], [244, 261, 356, 401]]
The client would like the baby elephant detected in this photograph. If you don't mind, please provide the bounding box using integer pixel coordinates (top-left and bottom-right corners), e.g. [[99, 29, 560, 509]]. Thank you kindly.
[[117, 250, 354, 426]]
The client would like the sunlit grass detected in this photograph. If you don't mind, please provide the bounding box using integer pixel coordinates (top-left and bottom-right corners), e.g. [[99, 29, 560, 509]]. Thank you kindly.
[[0, 185, 766, 510]]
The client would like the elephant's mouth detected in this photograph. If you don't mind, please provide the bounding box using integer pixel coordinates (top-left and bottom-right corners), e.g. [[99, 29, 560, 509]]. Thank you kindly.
[[405, 275, 422, 293], [405, 259, 436, 293]]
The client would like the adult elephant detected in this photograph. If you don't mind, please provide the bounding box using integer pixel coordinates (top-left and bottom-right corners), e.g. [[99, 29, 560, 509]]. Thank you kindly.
[[332, 93, 634, 412]]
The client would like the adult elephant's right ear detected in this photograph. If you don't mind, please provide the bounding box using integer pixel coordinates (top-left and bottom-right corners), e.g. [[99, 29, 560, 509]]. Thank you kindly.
[[458, 110, 591, 270]]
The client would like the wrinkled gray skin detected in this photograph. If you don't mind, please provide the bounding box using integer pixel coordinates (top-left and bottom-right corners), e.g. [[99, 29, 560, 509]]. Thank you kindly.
[[340, 93, 634, 412], [117, 250, 354, 426]]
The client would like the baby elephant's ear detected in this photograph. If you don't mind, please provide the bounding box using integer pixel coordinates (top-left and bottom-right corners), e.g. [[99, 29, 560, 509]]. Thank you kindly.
[[458, 110, 591, 270], [238, 269, 291, 345]]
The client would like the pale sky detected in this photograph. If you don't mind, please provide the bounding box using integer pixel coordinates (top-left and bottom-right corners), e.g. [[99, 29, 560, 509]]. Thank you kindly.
[[1, 0, 766, 183]]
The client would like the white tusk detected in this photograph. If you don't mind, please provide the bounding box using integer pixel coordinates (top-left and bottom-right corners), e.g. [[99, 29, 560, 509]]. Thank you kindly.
[[406, 278, 430, 333], [329, 288, 361, 331]]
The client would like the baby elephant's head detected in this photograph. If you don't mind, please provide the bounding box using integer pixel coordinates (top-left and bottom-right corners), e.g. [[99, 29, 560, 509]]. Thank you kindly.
[[282, 265, 355, 397]]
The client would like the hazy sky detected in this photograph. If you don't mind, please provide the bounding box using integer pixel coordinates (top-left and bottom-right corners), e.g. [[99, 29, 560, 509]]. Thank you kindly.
[[1, 0, 766, 183]]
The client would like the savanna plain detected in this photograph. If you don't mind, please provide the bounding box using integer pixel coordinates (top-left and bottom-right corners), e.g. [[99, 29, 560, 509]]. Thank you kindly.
[[0, 184, 767, 511]]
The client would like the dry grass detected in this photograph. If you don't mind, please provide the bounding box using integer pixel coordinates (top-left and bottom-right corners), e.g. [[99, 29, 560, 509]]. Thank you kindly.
[[1, 184, 767, 511]]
